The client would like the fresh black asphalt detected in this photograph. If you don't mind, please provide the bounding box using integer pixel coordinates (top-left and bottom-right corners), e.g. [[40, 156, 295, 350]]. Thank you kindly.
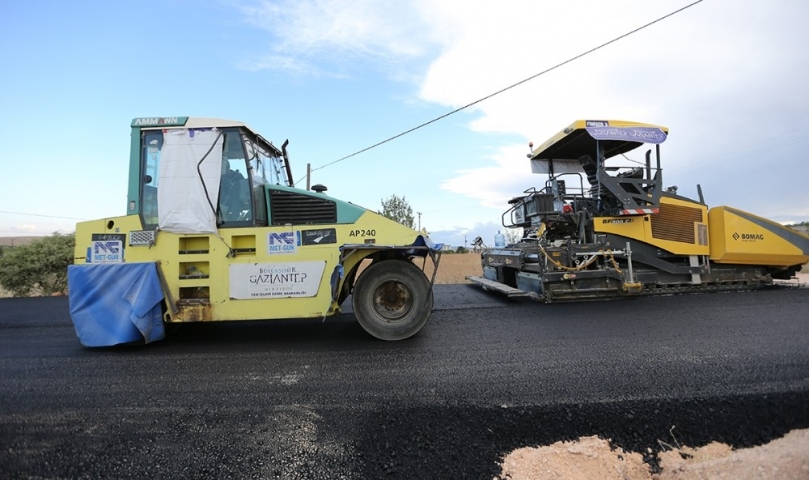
[[1, 285, 808, 478]]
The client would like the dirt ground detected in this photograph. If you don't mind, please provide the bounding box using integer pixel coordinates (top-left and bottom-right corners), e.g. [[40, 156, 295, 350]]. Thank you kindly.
[[498, 428, 809, 479]]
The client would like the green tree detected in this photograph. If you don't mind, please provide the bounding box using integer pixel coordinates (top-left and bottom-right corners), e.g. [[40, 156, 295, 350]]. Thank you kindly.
[[380, 194, 415, 228], [0, 233, 75, 297]]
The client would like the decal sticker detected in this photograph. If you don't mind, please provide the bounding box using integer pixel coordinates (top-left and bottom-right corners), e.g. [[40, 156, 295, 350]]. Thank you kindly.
[[733, 232, 764, 242], [267, 230, 297, 255], [89, 240, 123, 263], [513, 207, 525, 224], [586, 126, 667, 144], [298, 228, 337, 246], [131, 117, 186, 127], [348, 229, 376, 237], [602, 219, 632, 224], [92, 233, 126, 243], [229, 261, 326, 299], [92, 233, 126, 251]]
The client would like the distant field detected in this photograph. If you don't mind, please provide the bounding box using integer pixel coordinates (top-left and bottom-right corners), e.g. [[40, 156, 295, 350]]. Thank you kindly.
[[0, 236, 40, 247], [424, 252, 481, 284], [354, 252, 481, 285]]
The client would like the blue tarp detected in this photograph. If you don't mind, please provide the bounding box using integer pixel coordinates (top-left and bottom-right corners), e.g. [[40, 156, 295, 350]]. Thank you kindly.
[[411, 234, 443, 252], [68, 263, 166, 347]]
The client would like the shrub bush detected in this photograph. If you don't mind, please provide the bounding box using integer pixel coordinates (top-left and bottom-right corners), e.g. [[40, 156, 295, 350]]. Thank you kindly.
[[0, 233, 75, 296]]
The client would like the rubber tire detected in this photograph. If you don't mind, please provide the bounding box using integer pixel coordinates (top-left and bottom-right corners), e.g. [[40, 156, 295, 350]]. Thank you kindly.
[[352, 260, 433, 341]]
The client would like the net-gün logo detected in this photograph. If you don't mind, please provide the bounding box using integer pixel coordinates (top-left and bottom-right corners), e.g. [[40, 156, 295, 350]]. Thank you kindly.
[[90, 241, 123, 263], [267, 231, 297, 255]]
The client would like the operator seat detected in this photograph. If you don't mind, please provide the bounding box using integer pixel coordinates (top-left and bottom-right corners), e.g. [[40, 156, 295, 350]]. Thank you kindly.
[[219, 160, 248, 221], [616, 167, 643, 194], [578, 155, 600, 196], [579, 154, 619, 212]]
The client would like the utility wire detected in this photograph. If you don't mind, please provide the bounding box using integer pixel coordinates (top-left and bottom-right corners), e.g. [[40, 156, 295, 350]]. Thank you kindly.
[[294, 0, 705, 186], [0, 210, 89, 221]]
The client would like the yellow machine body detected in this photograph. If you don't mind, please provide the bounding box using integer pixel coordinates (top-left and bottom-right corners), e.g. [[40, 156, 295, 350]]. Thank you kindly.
[[471, 119, 808, 303], [708, 206, 809, 267], [595, 196, 710, 257], [67, 117, 440, 346], [595, 198, 809, 267], [74, 210, 423, 323]]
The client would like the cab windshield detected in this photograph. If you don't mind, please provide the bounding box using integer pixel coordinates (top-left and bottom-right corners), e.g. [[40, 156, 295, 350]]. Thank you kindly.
[[139, 127, 262, 230]]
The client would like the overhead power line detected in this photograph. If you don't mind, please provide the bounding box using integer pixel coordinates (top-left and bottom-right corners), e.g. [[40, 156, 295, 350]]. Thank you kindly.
[[294, 0, 705, 186], [0, 210, 89, 221]]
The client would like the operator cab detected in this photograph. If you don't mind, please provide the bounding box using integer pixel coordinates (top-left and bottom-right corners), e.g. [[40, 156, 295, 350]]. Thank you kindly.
[[131, 117, 294, 232], [504, 120, 669, 231]]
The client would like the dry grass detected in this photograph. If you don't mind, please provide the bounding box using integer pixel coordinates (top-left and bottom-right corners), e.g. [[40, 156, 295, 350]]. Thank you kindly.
[[355, 252, 482, 285], [0, 236, 40, 247], [421, 252, 482, 284]]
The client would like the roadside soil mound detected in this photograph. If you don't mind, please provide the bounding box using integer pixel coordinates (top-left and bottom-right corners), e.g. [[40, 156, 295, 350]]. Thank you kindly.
[[498, 428, 809, 479]]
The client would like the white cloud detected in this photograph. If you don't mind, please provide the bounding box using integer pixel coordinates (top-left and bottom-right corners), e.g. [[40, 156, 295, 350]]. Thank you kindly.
[[239, 53, 327, 77], [415, 0, 809, 220], [238, 0, 435, 74], [236, 0, 809, 223], [430, 220, 504, 248], [439, 144, 532, 208]]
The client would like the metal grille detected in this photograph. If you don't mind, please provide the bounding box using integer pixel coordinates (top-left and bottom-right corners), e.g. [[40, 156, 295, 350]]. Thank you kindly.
[[651, 203, 704, 244], [270, 190, 337, 225], [130, 230, 156, 246]]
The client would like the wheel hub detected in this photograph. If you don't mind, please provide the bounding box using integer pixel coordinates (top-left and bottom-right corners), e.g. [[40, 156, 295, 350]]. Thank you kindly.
[[372, 280, 412, 321]]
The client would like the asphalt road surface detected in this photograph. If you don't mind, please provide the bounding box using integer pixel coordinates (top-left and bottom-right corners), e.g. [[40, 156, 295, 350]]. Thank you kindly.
[[1, 285, 808, 479]]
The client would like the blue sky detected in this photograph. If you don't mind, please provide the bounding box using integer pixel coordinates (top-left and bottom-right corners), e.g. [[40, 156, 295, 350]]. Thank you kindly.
[[1, 0, 808, 248]]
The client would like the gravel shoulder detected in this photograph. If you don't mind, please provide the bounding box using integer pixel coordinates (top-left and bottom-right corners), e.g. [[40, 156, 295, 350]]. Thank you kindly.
[[499, 429, 809, 479]]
